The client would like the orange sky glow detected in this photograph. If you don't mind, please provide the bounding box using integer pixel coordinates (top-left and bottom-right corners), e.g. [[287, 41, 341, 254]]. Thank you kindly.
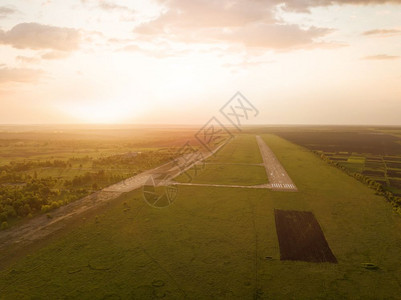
[[0, 0, 400, 125]]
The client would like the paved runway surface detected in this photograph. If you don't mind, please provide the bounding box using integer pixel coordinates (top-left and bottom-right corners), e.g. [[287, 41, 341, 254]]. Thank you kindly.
[[256, 135, 297, 191], [104, 142, 227, 192]]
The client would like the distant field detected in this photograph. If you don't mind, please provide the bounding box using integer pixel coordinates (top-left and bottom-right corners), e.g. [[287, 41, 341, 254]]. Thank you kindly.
[[0, 125, 200, 165], [276, 130, 401, 155], [0, 126, 196, 227], [276, 129, 401, 196], [2, 133, 401, 298]]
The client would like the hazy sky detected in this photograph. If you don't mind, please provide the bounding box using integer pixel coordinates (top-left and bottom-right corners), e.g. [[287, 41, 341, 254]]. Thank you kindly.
[[0, 0, 400, 125]]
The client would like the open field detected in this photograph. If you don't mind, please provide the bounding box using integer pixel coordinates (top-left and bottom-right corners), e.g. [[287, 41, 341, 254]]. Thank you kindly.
[[175, 163, 268, 186], [2, 132, 401, 298], [205, 134, 263, 164], [174, 135, 268, 187]]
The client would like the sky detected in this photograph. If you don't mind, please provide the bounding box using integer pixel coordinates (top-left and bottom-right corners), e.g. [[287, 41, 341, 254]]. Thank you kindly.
[[0, 0, 400, 125]]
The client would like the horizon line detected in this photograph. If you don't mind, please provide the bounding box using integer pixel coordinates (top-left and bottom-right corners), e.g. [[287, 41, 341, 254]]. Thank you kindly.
[[0, 123, 401, 127]]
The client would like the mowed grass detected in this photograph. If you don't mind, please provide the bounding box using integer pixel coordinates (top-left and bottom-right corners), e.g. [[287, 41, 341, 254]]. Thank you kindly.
[[206, 134, 263, 164], [175, 163, 267, 186], [2, 134, 401, 298], [175, 134, 268, 186]]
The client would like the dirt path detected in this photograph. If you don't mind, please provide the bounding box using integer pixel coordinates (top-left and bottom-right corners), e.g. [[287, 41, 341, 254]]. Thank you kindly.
[[0, 191, 121, 255], [256, 135, 297, 191]]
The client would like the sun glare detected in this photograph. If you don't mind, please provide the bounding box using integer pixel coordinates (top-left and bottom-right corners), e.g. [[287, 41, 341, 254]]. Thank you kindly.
[[61, 100, 145, 123]]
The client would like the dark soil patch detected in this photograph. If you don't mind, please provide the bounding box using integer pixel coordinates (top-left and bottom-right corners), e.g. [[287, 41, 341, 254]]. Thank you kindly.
[[384, 156, 401, 162], [365, 162, 385, 170], [375, 180, 388, 186], [277, 132, 401, 155], [389, 179, 401, 189], [387, 170, 401, 178], [274, 209, 337, 263], [386, 162, 401, 169], [366, 157, 383, 162], [362, 170, 386, 177], [330, 157, 348, 162]]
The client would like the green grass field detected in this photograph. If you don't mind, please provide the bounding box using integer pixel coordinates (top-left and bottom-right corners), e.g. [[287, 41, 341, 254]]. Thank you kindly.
[[206, 135, 263, 164], [175, 163, 268, 186], [175, 135, 267, 186], [1, 134, 401, 298]]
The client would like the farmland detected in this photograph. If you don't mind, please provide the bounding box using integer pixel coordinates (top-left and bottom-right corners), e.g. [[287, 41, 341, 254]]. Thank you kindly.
[[274, 128, 401, 197], [2, 130, 401, 298]]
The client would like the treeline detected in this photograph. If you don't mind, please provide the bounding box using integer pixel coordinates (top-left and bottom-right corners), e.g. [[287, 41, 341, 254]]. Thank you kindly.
[[0, 159, 70, 184], [314, 151, 401, 213], [0, 170, 129, 228], [0, 177, 88, 225], [64, 170, 125, 188], [0, 160, 69, 173], [92, 150, 173, 169]]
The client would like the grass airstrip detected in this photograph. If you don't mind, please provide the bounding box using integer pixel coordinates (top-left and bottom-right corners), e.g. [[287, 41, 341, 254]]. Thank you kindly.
[[1, 134, 401, 299]]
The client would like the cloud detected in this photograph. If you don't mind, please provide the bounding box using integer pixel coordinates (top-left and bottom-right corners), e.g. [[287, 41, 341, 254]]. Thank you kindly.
[[363, 54, 399, 60], [16, 55, 41, 63], [81, 0, 135, 20], [209, 24, 334, 49], [120, 43, 190, 58], [15, 51, 71, 63], [41, 50, 71, 60], [98, 1, 134, 13], [133, 0, 401, 51], [0, 22, 80, 51], [0, 67, 43, 83], [133, 1, 339, 51], [135, 0, 274, 32], [282, 0, 401, 12], [222, 60, 275, 70], [0, 6, 17, 18], [362, 28, 401, 36]]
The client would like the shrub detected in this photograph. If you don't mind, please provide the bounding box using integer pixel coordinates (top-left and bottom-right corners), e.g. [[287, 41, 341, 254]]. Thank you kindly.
[[41, 205, 51, 213], [1, 221, 8, 230]]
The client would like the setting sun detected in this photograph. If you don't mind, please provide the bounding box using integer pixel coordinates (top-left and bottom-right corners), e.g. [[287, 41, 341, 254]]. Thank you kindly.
[[60, 100, 147, 123], [0, 0, 400, 124]]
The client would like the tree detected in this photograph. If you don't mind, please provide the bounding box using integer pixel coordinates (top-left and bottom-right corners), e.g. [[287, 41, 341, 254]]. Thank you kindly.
[[17, 204, 31, 217], [0, 212, 7, 222]]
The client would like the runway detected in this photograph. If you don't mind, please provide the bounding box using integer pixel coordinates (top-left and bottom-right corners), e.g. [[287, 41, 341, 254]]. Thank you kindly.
[[256, 135, 297, 191]]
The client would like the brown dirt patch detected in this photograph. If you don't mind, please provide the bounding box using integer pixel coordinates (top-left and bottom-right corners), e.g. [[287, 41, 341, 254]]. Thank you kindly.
[[274, 209, 337, 263]]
